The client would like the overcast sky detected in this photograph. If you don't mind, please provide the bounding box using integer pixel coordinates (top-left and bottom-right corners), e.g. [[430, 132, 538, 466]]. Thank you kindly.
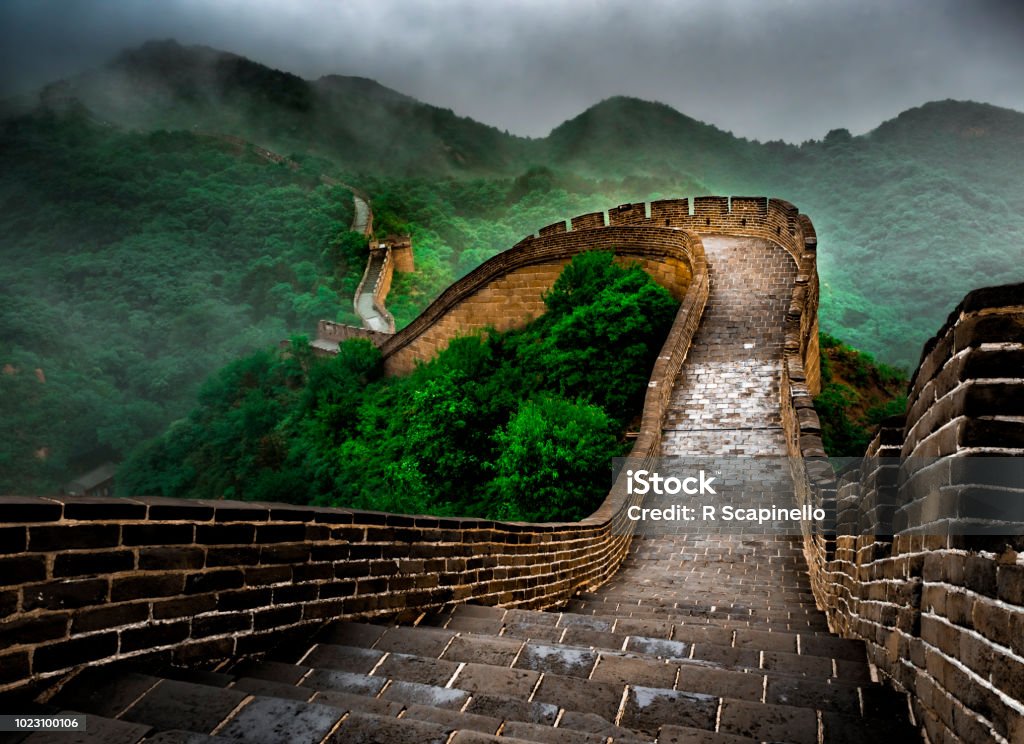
[[1, 0, 1022, 142]]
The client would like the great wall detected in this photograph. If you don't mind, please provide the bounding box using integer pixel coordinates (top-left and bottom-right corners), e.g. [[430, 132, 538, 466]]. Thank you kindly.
[[0, 196, 1021, 744]]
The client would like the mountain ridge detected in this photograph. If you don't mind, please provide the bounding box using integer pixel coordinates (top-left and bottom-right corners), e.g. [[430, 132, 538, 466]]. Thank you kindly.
[[18, 39, 1024, 177]]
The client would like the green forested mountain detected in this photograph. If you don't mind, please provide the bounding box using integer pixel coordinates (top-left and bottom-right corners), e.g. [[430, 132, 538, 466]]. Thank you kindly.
[[0, 109, 365, 491], [48, 40, 1018, 367], [2, 40, 1022, 492]]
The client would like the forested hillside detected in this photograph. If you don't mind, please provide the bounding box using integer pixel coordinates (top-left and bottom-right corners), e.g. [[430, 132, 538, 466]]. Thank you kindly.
[[2, 39, 1022, 493], [118, 253, 678, 520], [25, 41, 1023, 365], [0, 109, 364, 492]]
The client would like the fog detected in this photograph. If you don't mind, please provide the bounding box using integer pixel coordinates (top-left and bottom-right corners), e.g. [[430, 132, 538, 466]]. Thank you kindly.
[[1, 0, 1023, 141]]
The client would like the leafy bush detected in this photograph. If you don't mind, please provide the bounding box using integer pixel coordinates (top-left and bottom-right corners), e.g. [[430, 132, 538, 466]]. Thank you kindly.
[[119, 252, 678, 521]]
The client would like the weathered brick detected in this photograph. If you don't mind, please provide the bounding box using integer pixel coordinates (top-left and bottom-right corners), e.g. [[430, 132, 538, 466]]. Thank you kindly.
[[217, 588, 272, 611], [210, 503, 268, 522], [173, 636, 235, 665], [29, 524, 119, 551], [964, 556, 997, 598], [0, 555, 47, 585], [195, 524, 256, 545], [122, 523, 194, 546], [111, 573, 185, 602], [0, 589, 17, 618], [0, 613, 68, 647], [185, 569, 244, 594], [34, 632, 118, 672], [253, 605, 302, 630], [138, 547, 205, 571], [53, 550, 134, 577], [272, 584, 318, 604], [205, 546, 260, 567], [62, 498, 146, 520], [996, 563, 1024, 605], [72, 602, 149, 633], [153, 594, 217, 620], [0, 497, 62, 523], [0, 651, 30, 684], [192, 612, 252, 638], [258, 544, 310, 564], [143, 497, 215, 521], [22, 578, 108, 610], [0, 527, 27, 555], [120, 620, 191, 652], [244, 565, 292, 586]]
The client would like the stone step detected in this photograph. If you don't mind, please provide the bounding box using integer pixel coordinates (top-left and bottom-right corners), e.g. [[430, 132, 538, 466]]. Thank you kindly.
[[417, 606, 863, 663], [280, 635, 880, 715], [573, 590, 821, 613], [51, 637, 897, 743], [329, 711, 452, 744], [430, 607, 825, 641], [570, 593, 823, 616], [47, 668, 640, 744], [563, 604, 831, 632]]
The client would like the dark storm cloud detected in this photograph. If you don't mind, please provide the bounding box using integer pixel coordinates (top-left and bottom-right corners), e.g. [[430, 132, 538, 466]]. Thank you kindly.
[[1, 0, 1022, 142]]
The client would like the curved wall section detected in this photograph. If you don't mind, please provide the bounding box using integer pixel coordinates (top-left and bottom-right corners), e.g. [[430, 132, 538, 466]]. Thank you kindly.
[[379, 195, 819, 387], [380, 225, 699, 375]]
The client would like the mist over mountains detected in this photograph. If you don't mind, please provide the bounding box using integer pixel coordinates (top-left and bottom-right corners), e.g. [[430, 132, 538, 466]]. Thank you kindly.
[[10, 39, 1024, 357], [2, 39, 1023, 490]]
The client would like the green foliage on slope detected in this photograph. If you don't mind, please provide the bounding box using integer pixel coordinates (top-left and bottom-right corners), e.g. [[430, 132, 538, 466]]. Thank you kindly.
[[118, 252, 679, 521], [4, 40, 1023, 494], [0, 109, 363, 492], [813, 333, 908, 456], [42, 41, 1024, 367]]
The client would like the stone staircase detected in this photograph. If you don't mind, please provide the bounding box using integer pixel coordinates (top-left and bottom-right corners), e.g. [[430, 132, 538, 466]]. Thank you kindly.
[[5, 234, 921, 742], [23, 560, 917, 744]]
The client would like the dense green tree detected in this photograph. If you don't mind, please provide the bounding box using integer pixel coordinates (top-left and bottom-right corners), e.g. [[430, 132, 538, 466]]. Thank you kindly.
[[118, 253, 678, 521]]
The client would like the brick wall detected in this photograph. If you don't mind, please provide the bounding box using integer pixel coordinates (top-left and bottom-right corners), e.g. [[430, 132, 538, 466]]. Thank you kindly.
[[0, 496, 640, 698], [802, 283, 1024, 743], [390, 236, 415, 273], [379, 226, 698, 375]]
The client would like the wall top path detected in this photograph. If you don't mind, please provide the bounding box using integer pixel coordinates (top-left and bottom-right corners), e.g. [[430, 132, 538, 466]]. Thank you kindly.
[[379, 196, 816, 369]]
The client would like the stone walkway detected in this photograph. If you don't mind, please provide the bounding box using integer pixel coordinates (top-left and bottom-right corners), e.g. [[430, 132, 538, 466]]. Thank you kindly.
[[38, 237, 920, 743], [355, 249, 392, 333]]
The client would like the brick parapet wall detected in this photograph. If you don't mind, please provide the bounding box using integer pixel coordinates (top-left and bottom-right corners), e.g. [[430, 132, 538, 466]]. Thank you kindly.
[[0, 495, 638, 698], [378, 225, 700, 375], [0, 214, 712, 700], [803, 283, 1024, 743], [314, 321, 391, 347], [371, 247, 397, 333]]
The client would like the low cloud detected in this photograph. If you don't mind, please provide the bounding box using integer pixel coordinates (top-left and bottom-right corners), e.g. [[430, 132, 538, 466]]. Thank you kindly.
[[1, 0, 1022, 142]]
